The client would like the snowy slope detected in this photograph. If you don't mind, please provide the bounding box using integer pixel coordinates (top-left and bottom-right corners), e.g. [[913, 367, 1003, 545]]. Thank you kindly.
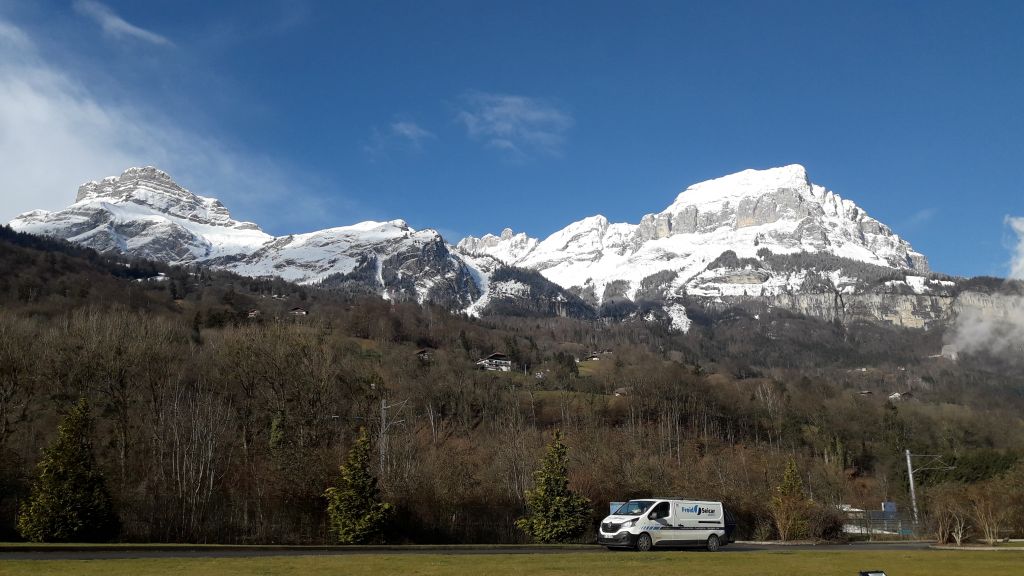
[[8, 167, 478, 306], [11, 164, 936, 326], [457, 165, 929, 304], [12, 167, 271, 263]]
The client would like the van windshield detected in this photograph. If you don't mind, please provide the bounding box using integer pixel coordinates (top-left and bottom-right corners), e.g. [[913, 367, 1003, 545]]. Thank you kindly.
[[613, 500, 655, 516]]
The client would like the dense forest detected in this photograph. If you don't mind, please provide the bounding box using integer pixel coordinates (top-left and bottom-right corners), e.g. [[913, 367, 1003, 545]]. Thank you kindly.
[[1, 225, 1022, 544]]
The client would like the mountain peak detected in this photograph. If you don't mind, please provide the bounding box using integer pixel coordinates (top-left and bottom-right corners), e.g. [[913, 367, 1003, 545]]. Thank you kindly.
[[665, 164, 811, 213], [67, 166, 264, 235], [13, 162, 932, 317], [76, 166, 176, 202], [457, 227, 539, 264]]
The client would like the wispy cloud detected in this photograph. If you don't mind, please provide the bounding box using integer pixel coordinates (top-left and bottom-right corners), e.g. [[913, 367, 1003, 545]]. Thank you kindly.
[[73, 0, 172, 46], [0, 19, 30, 49], [390, 121, 434, 147], [1008, 215, 1024, 280], [902, 207, 937, 229], [457, 92, 573, 159], [365, 120, 435, 156], [0, 17, 349, 231]]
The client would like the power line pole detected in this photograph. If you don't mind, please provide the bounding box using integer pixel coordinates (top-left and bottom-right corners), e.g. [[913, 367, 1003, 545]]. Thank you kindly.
[[905, 449, 918, 525], [904, 450, 954, 528]]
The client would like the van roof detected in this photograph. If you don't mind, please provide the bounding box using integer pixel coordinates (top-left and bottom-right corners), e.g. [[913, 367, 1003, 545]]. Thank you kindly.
[[624, 497, 723, 502]]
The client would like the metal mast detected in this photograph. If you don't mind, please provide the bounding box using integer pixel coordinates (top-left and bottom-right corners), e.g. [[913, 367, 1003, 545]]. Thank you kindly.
[[904, 450, 954, 527], [905, 449, 918, 524]]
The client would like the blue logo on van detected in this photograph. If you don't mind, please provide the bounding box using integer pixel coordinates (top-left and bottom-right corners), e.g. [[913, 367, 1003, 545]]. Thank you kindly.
[[680, 505, 716, 515]]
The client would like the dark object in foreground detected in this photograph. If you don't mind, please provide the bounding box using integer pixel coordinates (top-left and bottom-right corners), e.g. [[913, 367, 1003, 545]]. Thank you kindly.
[[859, 571, 887, 576]]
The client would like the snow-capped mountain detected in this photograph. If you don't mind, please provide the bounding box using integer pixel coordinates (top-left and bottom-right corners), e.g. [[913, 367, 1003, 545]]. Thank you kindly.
[[457, 164, 929, 305], [9, 167, 479, 307], [12, 163, 961, 329], [13, 167, 272, 263]]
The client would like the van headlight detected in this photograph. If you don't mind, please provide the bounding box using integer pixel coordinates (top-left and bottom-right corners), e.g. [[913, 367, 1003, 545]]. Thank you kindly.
[[624, 518, 638, 528]]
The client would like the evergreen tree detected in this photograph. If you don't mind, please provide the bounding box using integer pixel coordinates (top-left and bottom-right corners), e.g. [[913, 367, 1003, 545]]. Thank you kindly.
[[324, 427, 393, 544], [516, 430, 591, 543], [17, 398, 118, 542], [770, 459, 810, 541]]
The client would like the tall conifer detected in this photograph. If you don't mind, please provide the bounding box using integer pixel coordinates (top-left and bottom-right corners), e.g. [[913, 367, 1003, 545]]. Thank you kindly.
[[18, 398, 118, 542], [516, 430, 591, 543], [324, 427, 392, 544]]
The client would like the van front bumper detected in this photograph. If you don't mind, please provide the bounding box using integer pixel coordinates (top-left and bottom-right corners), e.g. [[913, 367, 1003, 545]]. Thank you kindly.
[[597, 532, 636, 547]]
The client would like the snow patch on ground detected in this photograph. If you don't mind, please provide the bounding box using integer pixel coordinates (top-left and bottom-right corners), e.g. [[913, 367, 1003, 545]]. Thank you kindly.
[[665, 303, 691, 333], [490, 280, 531, 299], [905, 275, 928, 292]]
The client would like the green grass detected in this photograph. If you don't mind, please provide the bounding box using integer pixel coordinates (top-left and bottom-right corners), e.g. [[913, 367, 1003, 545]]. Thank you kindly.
[[1, 550, 1021, 576], [577, 359, 614, 377]]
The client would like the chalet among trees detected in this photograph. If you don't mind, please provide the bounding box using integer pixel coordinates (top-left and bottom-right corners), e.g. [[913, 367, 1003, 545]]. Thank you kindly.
[[476, 352, 512, 371]]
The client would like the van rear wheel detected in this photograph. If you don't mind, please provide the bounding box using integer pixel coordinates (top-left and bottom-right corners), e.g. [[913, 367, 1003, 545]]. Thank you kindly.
[[706, 534, 720, 552], [636, 533, 653, 552]]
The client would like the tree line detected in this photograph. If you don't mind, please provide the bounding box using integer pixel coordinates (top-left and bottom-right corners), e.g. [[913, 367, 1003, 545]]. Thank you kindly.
[[1, 228, 1023, 544]]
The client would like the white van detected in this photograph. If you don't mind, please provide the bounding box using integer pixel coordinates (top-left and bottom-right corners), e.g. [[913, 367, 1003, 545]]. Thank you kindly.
[[598, 498, 734, 551]]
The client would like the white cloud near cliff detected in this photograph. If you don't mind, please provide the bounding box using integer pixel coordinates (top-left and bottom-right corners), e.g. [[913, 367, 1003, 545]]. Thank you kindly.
[[950, 217, 1024, 358], [1008, 215, 1024, 280], [952, 296, 1024, 356]]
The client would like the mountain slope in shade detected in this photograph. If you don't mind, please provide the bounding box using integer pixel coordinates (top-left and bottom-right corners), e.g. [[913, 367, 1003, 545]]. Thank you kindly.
[[457, 164, 928, 303]]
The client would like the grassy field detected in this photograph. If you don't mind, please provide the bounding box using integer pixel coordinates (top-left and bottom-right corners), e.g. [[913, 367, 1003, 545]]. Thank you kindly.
[[1, 550, 1021, 576]]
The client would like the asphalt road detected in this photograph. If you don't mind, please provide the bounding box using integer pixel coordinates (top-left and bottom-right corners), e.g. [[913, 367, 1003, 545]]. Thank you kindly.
[[0, 541, 933, 560]]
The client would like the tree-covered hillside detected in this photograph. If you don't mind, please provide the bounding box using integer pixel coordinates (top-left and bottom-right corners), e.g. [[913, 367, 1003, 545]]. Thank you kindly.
[[1, 226, 1022, 543]]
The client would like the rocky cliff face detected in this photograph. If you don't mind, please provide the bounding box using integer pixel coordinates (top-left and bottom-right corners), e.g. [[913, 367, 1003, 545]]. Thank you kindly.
[[12, 167, 271, 264], [458, 165, 929, 306], [13, 163, 1011, 333], [9, 168, 480, 305]]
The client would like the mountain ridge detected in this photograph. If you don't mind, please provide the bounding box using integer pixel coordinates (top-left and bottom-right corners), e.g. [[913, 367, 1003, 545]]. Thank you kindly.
[[10, 163, 974, 329], [458, 164, 928, 305]]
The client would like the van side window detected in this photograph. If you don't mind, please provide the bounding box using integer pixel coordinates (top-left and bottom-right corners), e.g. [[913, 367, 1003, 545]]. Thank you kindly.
[[649, 501, 670, 519]]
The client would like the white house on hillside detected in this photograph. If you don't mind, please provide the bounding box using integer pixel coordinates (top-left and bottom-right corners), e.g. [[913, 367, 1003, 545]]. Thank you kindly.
[[476, 353, 512, 372]]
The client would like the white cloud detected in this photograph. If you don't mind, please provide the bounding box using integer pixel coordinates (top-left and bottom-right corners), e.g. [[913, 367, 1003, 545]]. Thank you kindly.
[[902, 207, 937, 228], [457, 92, 572, 158], [364, 120, 435, 156], [73, 0, 171, 46], [0, 19, 29, 49], [1009, 216, 1024, 280], [0, 18, 341, 231], [949, 217, 1024, 361], [390, 121, 434, 147], [952, 296, 1024, 359]]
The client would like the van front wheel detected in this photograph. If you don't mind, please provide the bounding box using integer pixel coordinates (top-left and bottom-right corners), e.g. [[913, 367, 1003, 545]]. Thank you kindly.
[[706, 534, 720, 552], [636, 533, 653, 552]]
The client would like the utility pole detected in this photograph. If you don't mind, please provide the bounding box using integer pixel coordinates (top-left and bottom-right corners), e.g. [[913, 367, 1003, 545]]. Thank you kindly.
[[905, 449, 918, 525], [904, 450, 954, 528]]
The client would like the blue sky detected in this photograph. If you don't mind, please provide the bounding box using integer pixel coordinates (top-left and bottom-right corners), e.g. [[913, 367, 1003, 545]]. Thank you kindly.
[[1, 0, 1022, 278]]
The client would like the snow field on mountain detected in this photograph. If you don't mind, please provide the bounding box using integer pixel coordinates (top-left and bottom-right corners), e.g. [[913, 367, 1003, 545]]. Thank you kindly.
[[10, 164, 932, 317]]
